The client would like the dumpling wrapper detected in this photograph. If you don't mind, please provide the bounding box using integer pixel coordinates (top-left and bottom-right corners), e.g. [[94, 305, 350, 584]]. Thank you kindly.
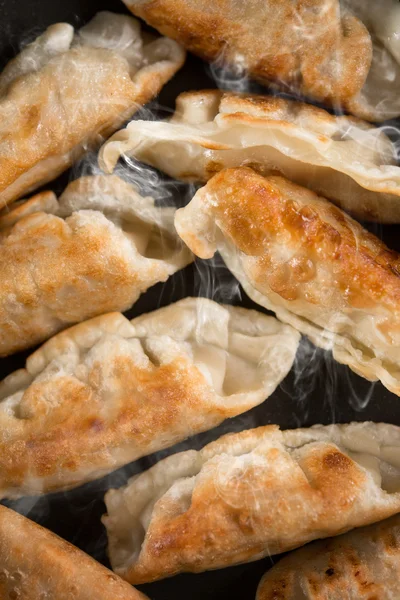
[[257, 513, 400, 600], [122, 0, 400, 121], [0, 504, 148, 600], [0, 11, 185, 207], [0, 297, 299, 498], [100, 90, 400, 223], [175, 167, 400, 396], [103, 422, 400, 584], [0, 173, 191, 356]]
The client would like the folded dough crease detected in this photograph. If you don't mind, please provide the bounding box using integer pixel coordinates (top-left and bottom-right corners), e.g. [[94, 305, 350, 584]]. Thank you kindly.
[[0, 173, 191, 356], [174, 167, 400, 395], [122, 0, 400, 121], [103, 422, 400, 583], [0, 297, 299, 497], [0, 11, 185, 206], [257, 513, 400, 599], [0, 504, 148, 600], [100, 91, 400, 223]]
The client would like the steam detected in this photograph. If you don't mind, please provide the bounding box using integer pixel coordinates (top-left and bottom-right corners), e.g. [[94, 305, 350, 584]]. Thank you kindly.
[[193, 254, 242, 304], [207, 46, 254, 94], [380, 124, 400, 161]]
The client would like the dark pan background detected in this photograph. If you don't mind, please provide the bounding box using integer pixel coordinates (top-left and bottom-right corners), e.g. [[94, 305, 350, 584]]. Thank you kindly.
[[1, 1, 400, 598]]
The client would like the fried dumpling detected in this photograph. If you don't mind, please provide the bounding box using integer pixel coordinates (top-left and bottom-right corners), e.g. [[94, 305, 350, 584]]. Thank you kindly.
[[103, 422, 400, 584], [122, 0, 400, 121], [257, 513, 400, 600], [100, 90, 400, 223], [0, 504, 148, 600], [0, 174, 191, 356], [175, 167, 400, 396], [345, 0, 400, 64], [0, 297, 299, 498], [0, 11, 185, 207]]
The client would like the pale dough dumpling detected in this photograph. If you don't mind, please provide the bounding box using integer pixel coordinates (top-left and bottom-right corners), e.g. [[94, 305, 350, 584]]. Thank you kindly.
[[257, 513, 400, 600], [0, 504, 148, 600], [0, 174, 192, 356], [100, 91, 400, 223], [0, 11, 185, 206], [0, 297, 299, 498], [103, 422, 400, 583], [122, 0, 400, 121], [175, 167, 400, 396]]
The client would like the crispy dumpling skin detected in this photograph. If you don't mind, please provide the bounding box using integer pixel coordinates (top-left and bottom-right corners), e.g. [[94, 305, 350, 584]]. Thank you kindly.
[[122, 0, 400, 121], [0, 504, 148, 600], [103, 422, 400, 584], [257, 513, 400, 600], [175, 167, 400, 396], [0, 297, 299, 497], [0, 11, 185, 207], [0, 174, 191, 356], [100, 90, 400, 223]]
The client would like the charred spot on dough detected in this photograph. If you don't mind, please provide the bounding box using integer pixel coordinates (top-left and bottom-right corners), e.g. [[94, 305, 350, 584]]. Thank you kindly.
[[265, 578, 289, 600], [323, 450, 353, 472], [88, 417, 104, 433]]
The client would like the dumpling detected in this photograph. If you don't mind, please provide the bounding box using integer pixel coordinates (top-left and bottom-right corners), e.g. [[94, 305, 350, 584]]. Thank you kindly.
[[343, 0, 400, 119], [0, 504, 148, 600], [122, 0, 400, 121], [345, 0, 400, 64], [103, 422, 400, 583], [0, 11, 185, 207], [257, 513, 400, 600], [174, 167, 400, 396], [100, 90, 400, 223], [0, 174, 191, 356], [0, 297, 299, 498]]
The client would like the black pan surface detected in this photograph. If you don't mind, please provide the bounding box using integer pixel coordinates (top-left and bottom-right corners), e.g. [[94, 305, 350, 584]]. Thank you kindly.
[[0, 1, 400, 599]]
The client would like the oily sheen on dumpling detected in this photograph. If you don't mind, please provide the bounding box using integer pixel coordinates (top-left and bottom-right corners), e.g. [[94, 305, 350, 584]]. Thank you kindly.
[[103, 422, 400, 583], [0, 504, 148, 600], [0, 298, 299, 497], [0, 174, 191, 356], [122, 0, 400, 121], [0, 11, 185, 206], [100, 91, 400, 223], [257, 513, 400, 600], [175, 167, 400, 396]]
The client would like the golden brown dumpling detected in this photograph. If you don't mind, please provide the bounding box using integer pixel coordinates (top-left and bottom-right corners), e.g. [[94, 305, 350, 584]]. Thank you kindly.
[[103, 422, 400, 583], [0, 11, 185, 206], [0, 174, 191, 356], [175, 167, 400, 395], [257, 513, 400, 600], [122, 0, 400, 121], [0, 504, 148, 600], [0, 298, 299, 497]]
